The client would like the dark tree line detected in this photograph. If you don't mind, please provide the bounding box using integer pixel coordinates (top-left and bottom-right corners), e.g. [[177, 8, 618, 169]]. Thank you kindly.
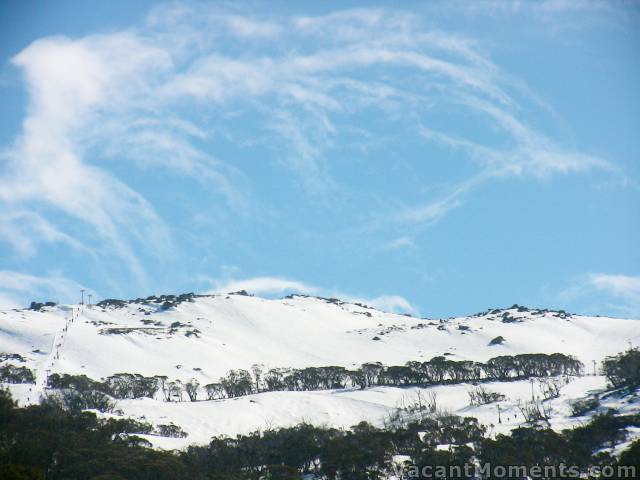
[[216, 353, 583, 397], [44, 353, 584, 407], [49, 372, 158, 399]]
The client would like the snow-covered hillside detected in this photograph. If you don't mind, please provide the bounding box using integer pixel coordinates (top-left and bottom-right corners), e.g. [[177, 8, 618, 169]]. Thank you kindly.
[[1, 293, 639, 449]]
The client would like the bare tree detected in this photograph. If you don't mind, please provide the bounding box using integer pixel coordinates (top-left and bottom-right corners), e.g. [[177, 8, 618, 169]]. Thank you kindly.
[[155, 375, 169, 402], [251, 363, 264, 393], [517, 399, 552, 426], [537, 377, 567, 400], [425, 390, 438, 413], [205, 383, 225, 400], [185, 378, 200, 402], [468, 385, 505, 406], [167, 380, 184, 402]]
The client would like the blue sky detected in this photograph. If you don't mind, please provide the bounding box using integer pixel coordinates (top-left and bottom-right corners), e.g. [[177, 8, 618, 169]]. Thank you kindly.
[[0, 0, 638, 318]]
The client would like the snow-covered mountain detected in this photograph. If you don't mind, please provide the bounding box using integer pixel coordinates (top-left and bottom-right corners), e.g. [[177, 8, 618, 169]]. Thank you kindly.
[[1, 292, 639, 449]]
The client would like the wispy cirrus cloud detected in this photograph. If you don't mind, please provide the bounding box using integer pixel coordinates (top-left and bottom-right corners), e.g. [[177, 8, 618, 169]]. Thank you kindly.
[[405, 108, 613, 229], [0, 270, 94, 309], [433, 0, 635, 27], [0, 3, 625, 299], [1, 33, 174, 283], [0, 210, 88, 258]]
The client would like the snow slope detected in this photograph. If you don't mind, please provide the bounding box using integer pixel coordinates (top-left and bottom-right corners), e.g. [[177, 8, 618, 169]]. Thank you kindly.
[[1, 293, 638, 449], [123, 376, 640, 450]]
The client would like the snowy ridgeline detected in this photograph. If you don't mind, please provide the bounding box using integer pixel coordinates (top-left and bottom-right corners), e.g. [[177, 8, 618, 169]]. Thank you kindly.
[[0, 293, 639, 449]]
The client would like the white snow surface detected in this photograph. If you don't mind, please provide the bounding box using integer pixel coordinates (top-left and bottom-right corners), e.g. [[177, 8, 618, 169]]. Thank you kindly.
[[1, 293, 639, 450]]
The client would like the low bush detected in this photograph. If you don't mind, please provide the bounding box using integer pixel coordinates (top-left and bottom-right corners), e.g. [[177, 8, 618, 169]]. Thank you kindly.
[[570, 397, 600, 417]]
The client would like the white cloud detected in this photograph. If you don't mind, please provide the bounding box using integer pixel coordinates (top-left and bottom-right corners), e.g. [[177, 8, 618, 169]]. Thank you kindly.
[[402, 95, 612, 229], [398, 171, 491, 227], [225, 15, 282, 38], [1, 34, 175, 282], [588, 274, 640, 305], [1, 27, 254, 279], [458, 96, 613, 177], [146, 5, 526, 196], [0, 270, 94, 309], [208, 275, 418, 314], [211, 276, 318, 296], [362, 295, 418, 315], [438, 0, 629, 24], [146, 5, 281, 42], [559, 273, 640, 318], [0, 292, 22, 310], [1, 4, 623, 287], [0, 210, 88, 258]]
